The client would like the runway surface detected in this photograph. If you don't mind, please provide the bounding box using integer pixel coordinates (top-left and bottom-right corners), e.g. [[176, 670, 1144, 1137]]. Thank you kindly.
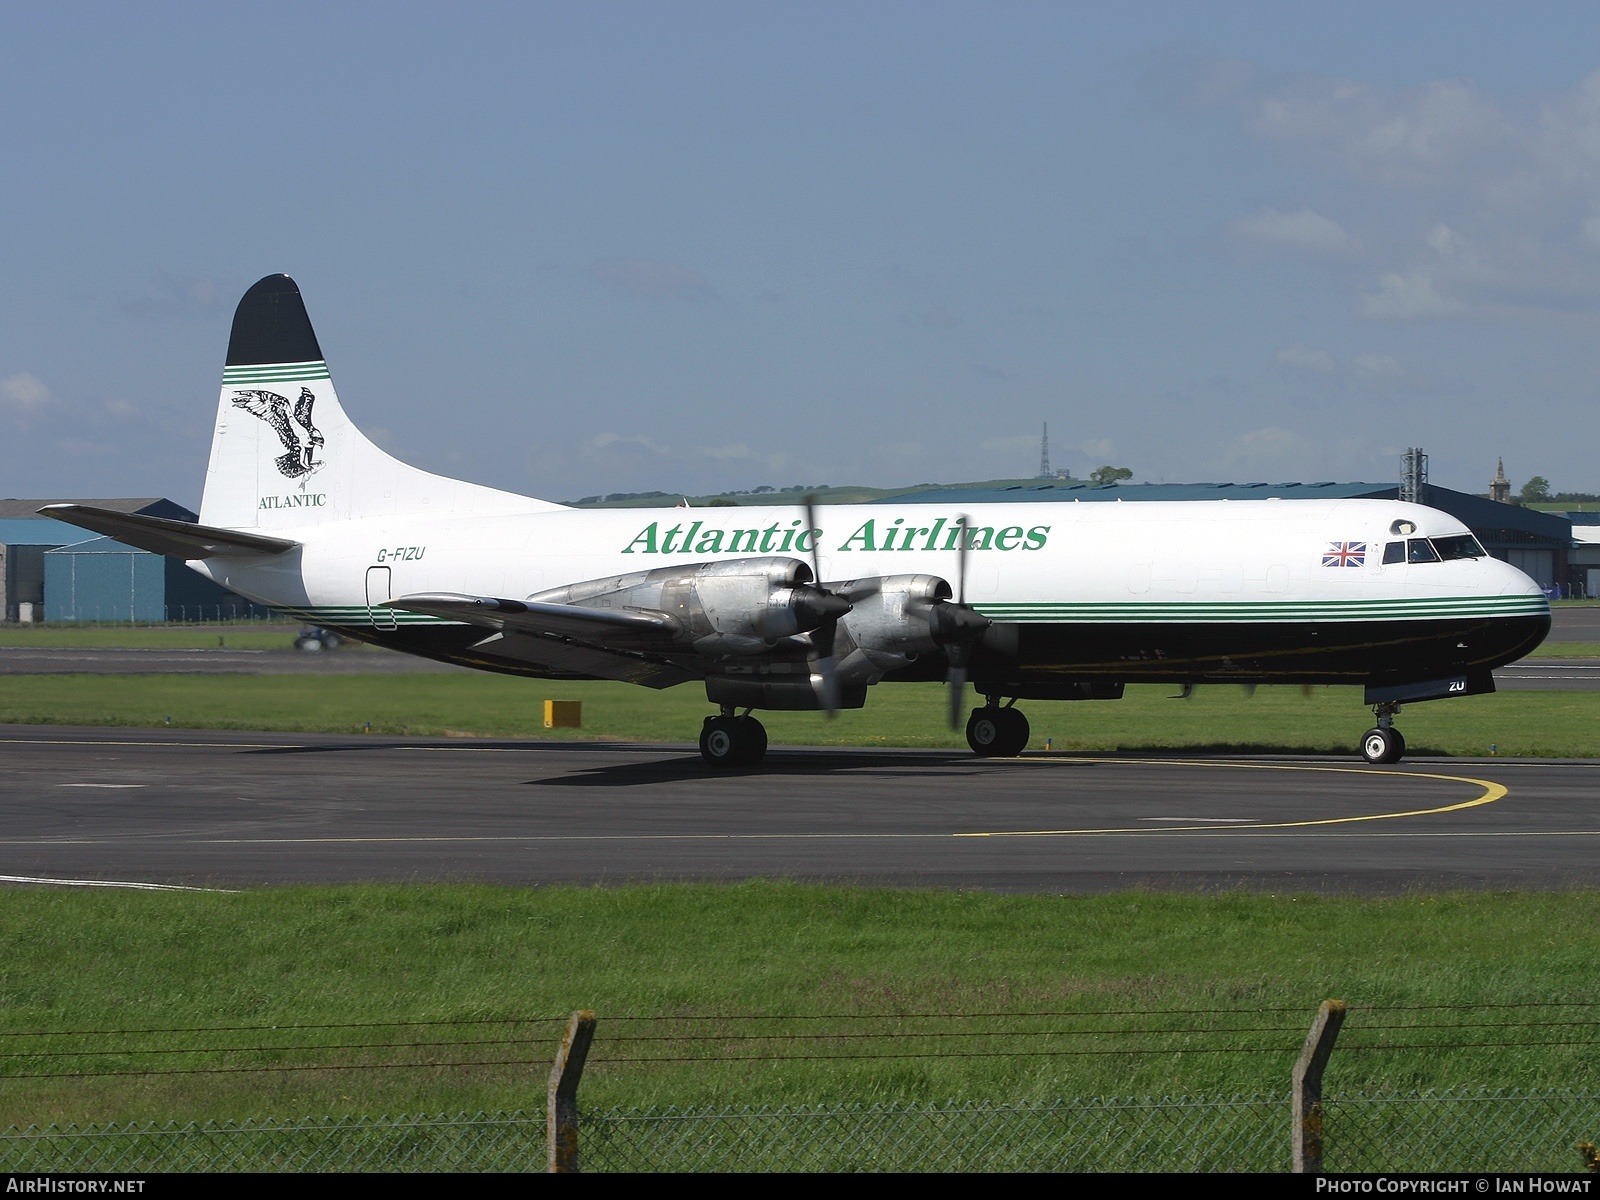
[[1493, 658, 1600, 689], [1, 726, 1595, 894], [1548, 604, 1600, 642]]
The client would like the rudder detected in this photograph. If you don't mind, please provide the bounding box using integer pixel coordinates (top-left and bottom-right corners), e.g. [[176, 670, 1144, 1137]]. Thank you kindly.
[[200, 274, 555, 530]]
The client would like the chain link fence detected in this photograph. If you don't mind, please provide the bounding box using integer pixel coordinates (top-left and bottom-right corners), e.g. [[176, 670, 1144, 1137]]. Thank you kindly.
[[582, 1094, 1287, 1172], [0, 1111, 543, 1173], [3, 1090, 1595, 1172], [1327, 1088, 1600, 1174]]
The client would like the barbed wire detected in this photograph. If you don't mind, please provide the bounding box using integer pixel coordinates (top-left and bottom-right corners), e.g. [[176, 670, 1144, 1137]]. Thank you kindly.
[[0, 1015, 567, 1040], [604, 1024, 1305, 1042], [0, 1036, 558, 1061], [3, 1001, 1594, 1043], [1, 1042, 1308, 1081], [1340, 1040, 1600, 1053]]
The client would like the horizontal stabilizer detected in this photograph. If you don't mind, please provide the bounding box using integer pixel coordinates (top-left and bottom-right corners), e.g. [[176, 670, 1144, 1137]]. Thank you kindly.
[[393, 592, 679, 641], [37, 504, 299, 559]]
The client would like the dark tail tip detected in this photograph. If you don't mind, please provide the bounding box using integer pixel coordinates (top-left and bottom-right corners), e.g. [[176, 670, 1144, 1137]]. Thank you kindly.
[[226, 275, 325, 367]]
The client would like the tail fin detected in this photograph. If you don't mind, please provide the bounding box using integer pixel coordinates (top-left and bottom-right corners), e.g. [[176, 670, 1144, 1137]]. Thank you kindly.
[[200, 275, 561, 530]]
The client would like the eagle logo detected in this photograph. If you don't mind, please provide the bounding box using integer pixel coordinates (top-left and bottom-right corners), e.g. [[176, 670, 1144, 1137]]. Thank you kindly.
[[230, 387, 325, 479]]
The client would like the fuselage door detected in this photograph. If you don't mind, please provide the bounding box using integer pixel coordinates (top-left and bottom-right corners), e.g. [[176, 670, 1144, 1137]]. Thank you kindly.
[[365, 565, 397, 631]]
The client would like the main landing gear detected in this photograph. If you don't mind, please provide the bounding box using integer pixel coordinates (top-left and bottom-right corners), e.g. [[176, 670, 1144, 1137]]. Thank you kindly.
[[1359, 701, 1406, 765], [700, 709, 768, 768], [966, 701, 1030, 758]]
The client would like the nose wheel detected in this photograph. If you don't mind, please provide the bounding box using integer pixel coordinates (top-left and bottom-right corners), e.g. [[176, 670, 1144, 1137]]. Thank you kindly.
[[966, 704, 1030, 757], [700, 711, 768, 768], [1359, 702, 1406, 764]]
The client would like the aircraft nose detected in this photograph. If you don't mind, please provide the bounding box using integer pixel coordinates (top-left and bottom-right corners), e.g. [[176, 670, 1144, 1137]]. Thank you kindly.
[[1493, 557, 1548, 599]]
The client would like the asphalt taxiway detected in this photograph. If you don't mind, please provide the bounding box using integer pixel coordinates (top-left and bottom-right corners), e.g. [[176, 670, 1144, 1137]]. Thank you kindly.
[[1, 726, 1595, 894]]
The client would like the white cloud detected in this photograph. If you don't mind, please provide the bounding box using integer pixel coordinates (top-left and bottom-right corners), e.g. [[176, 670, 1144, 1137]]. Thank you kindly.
[[1078, 438, 1116, 461], [584, 258, 716, 302], [1190, 61, 1600, 319], [1358, 271, 1467, 319], [1, 373, 52, 415], [1275, 343, 1338, 375], [1224, 426, 1309, 468], [1349, 353, 1408, 382], [702, 443, 755, 461], [590, 430, 673, 455], [1231, 208, 1363, 259], [979, 434, 1038, 453], [121, 272, 231, 321]]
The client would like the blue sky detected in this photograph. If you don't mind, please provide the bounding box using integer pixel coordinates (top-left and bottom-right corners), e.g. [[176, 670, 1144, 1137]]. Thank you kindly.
[[5, 2, 1600, 507]]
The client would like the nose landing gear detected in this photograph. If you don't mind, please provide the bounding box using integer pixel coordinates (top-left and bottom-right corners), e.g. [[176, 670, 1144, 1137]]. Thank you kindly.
[[966, 701, 1031, 757], [1360, 702, 1406, 764], [700, 708, 768, 768]]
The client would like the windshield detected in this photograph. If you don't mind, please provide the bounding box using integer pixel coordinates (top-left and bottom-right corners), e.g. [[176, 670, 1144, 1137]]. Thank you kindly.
[[1432, 534, 1486, 561]]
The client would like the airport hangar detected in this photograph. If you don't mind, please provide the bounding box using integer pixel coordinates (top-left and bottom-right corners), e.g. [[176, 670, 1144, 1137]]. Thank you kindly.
[[0, 498, 267, 624], [878, 480, 1582, 597]]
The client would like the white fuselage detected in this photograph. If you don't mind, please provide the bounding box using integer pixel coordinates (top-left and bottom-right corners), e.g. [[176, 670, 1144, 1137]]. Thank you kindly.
[[196, 496, 1544, 629]]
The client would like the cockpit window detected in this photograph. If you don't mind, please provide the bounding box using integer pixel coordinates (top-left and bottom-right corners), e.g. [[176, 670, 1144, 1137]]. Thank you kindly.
[[1407, 538, 1441, 563], [1383, 541, 1405, 565], [1432, 534, 1486, 561]]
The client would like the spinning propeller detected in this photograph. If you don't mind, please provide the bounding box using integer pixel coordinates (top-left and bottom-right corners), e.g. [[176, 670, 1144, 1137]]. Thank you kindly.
[[801, 495, 855, 717], [928, 515, 993, 730]]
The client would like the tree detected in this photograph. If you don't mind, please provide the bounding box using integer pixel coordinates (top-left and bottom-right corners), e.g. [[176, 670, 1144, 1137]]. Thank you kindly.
[[1089, 465, 1133, 486], [1519, 475, 1551, 504]]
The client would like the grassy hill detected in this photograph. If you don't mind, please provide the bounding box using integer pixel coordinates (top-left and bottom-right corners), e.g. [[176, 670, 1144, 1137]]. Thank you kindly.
[[563, 477, 1062, 508]]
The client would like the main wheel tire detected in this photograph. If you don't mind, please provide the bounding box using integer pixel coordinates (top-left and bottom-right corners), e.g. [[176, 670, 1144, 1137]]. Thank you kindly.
[[699, 715, 767, 768], [1360, 727, 1403, 765], [967, 707, 1030, 757]]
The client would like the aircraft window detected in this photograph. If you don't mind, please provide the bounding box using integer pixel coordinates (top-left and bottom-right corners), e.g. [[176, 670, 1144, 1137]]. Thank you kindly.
[[1407, 538, 1441, 563], [1432, 534, 1486, 560], [1383, 541, 1405, 565]]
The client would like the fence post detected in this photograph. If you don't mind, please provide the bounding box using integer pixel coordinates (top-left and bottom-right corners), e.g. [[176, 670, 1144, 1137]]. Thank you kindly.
[[548, 1010, 597, 1173], [1293, 999, 1346, 1173]]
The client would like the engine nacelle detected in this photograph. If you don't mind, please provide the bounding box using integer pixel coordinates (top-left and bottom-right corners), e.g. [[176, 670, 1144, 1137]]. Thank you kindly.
[[834, 574, 948, 664], [528, 557, 846, 657]]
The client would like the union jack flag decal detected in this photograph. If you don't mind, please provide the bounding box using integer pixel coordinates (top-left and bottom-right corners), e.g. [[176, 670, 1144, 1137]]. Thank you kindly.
[[1323, 541, 1367, 567]]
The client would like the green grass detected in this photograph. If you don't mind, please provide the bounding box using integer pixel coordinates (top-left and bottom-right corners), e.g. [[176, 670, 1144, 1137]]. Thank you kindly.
[[0, 674, 1595, 757], [0, 624, 360, 651], [0, 884, 1594, 1123]]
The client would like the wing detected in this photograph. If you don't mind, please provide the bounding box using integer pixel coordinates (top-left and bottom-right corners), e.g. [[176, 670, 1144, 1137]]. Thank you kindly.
[[38, 504, 298, 559], [393, 592, 678, 641], [391, 592, 698, 689]]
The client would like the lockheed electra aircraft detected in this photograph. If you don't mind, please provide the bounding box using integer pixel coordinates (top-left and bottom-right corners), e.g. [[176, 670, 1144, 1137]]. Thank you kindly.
[[45, 275, 1550, 767]]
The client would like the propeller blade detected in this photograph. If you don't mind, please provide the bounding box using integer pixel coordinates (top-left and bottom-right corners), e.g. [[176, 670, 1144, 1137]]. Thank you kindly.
[[954, 514, 971, 606], [947, 646, 968, 731], [803, 494, 841, 718], [802, 494, 825, 588]]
